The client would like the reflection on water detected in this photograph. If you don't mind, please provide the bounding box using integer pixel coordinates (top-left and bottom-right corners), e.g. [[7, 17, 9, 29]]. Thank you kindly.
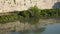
[[10, 27, 45, 34], [19, 27, 45, 34], [10, 24, 60, 34]]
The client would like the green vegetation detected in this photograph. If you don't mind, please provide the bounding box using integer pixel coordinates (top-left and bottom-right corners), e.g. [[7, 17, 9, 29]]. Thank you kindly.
[[0, 6, 60, 24], [0, 13, 19, 23], [41, 9, 60, 18]]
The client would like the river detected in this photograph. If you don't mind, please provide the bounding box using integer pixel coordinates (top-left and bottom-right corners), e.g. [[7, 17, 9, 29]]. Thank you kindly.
[[8, 23, 60, 34], [0, 18, 60, 34]]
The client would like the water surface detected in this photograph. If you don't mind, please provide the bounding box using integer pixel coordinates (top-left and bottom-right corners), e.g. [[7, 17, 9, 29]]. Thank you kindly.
[[10, 23, 60, 34]]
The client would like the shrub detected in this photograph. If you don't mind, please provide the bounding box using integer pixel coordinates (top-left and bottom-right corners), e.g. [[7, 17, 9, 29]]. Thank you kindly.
[[28, 6, 41, 18], [0, 13, 19, 23], [41, 9, 60, 18], [0, 6, 60, 24]]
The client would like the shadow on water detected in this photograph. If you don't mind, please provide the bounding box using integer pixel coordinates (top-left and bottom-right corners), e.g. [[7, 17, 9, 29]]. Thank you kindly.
[[53, 2, 60, 9]]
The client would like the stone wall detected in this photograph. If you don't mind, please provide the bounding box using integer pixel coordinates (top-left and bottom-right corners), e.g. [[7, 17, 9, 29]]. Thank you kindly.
[[0, 0, 60, 13]]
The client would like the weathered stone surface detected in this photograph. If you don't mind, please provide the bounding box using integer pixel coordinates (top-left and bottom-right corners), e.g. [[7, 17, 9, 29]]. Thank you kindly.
[[0, 0, 60, 13]]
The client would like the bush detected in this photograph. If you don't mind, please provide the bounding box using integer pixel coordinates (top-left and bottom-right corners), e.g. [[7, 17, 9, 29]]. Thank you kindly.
[[41, 9, 60, 18], [0, 13, 19, 23], [28, 6, 41, 18], [0, 6, 60, 24]]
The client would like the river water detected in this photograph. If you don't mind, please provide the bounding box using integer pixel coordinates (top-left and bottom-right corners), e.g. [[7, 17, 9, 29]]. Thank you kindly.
[[9, 23, 60, 34], [0, 18, 60, 34]]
